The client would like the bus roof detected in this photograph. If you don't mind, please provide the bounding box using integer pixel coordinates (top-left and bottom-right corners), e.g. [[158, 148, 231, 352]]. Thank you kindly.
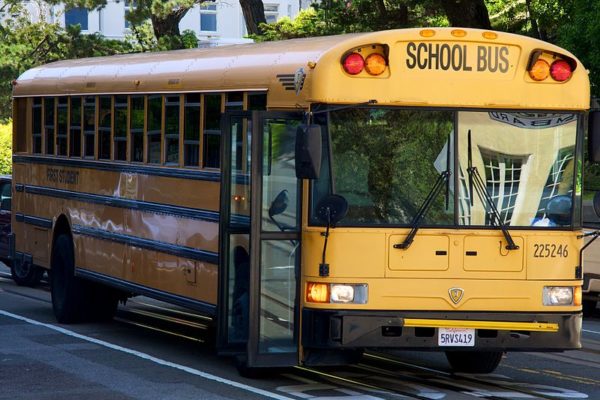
[[13, 28, 590, 110]]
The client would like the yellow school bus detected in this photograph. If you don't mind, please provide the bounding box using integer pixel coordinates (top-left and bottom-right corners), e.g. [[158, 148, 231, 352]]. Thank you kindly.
[[11, 28, 593, 374]]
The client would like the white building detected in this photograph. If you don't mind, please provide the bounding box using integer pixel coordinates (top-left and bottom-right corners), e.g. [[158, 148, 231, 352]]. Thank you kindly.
[[15, 0, 314, 45]]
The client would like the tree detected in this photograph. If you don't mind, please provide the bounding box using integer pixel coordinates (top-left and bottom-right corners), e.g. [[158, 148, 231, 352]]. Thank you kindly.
[[0, 121, 11, 174], [0, 2, 131, 120], [240, 0, 267, 35], [440, 0, 491, 28]]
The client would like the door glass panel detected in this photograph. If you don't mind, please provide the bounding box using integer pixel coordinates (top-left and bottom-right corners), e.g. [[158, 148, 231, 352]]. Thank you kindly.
[[227, 233, 250, 343], [230, 116, 251, 225], [262, 118, 300, 232], [259, 239, 298, 354]]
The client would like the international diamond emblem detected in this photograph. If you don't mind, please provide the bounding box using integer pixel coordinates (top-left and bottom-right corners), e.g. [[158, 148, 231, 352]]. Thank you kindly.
[[448, 287, 464, 304]]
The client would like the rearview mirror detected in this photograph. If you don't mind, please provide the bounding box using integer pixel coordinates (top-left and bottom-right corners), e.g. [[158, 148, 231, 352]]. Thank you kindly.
[[588, 111, 600, 162], [295, 124, 322, 179]]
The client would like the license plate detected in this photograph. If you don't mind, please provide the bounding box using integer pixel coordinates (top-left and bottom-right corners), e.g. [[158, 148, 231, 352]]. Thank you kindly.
[[438, 328, 475, 347]]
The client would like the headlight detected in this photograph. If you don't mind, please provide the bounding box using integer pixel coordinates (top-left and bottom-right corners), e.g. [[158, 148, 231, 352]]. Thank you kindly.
[[307, 283, 368, 304], [543, 286, 573, 306]]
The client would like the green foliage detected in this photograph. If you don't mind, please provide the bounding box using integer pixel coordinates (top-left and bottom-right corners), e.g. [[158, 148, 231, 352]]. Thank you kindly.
[[0, 2, 131, 120], [253, 1, 449, 41], [557, 1, 600, 97], [0, 121, 12, 175]]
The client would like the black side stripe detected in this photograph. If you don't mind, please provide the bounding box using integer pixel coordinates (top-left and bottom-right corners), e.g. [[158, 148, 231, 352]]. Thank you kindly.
[[73, 225, 219, 265], [23, 184, 220, 223], [15, 213, 53, 228], [75, 268, 217, 317], [13, 155, 221, 182]]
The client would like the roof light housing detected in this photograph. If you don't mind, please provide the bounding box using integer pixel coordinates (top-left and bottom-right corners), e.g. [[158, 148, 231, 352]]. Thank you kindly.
[[527, 49, 577, 83]]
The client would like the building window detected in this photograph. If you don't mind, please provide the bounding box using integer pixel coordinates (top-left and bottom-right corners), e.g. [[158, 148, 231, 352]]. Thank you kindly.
[[264, 4, 279, 23], [65, 7, 88, 30], [200, 3, 217, 32], [536, 147, 575, 218], [480, 150, 526, 225]]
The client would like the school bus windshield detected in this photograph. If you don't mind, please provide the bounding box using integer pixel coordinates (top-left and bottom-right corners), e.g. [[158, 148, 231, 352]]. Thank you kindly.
[[310, 107, 580, 228]]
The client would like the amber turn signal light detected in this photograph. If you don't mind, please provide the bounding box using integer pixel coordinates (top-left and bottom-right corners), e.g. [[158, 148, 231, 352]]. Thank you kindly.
[[307, 282, 330, 303], [529, 59, 550, 81], [365, 53, 387, 76]]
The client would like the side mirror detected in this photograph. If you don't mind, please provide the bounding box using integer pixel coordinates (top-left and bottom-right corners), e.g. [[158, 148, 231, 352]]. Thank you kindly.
[[315, 194, 348, 225], [269, 189, 289, 218], [588, 111, 600, 162], [295, 124, 322, 179]]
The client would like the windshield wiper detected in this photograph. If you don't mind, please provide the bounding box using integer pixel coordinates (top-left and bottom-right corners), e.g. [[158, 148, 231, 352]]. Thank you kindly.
[[395, 134, 452, 250], [466, 130, 519, 251]]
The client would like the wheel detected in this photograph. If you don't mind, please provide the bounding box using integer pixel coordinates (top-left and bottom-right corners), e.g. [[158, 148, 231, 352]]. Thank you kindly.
[[583, 299, 598, 317], [50, 234, 86, 323], [445, 351, 503, 374], [10, 258, 44, 287]]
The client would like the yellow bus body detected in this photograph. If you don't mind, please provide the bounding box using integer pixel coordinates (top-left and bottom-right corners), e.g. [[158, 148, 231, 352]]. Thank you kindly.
[[11, 28, 589, 371]]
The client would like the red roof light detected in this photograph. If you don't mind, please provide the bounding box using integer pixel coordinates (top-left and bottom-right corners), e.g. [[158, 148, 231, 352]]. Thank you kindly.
[[550, 60, 572, 82], [343, 53, 365, 75]]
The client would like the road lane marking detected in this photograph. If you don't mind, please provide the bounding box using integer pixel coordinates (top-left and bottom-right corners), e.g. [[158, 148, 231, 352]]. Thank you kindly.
[[582, 329, 600, 335], [0, 309, 294, 400]]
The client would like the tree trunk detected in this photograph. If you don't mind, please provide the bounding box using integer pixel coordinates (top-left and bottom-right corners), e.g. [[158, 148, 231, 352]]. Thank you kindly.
[[240, 0, 267, 35], [441, 0, 492, 29], [151, 12, 183, 40]]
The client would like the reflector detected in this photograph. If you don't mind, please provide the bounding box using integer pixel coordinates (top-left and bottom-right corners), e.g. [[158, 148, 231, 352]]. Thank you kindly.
[[343, 53, 365, 75], [550, 60, 572, 82]]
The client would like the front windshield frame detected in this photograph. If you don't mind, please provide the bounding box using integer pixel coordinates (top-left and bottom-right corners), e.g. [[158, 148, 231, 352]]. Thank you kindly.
[[308, 105, 584, 230]]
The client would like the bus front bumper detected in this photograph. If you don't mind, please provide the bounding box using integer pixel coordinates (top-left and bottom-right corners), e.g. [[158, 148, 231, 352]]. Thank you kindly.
[[302, 309, 582, 351]]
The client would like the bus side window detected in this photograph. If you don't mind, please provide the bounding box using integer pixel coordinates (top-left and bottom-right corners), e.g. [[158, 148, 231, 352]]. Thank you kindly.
[[184, 93, 201, 167], [130, 96, 145, 162], [32, 97, 43, 154], [114, 95, 128, 161], [147, 95, 162, 164], [70, 97, 82, 157], [83, 96, 96, 158], [44, 97, 56, 155], [203, 94, 222, 169], [165, 95, 180, 165], [57, 97, 68, 156], [98, 96, 112, 160]]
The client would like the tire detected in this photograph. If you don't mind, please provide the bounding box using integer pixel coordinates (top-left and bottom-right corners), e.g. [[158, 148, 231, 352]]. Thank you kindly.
[[10, 258, 44, 287], [50, 234, 86, 323], [583, 299, 598, 317], [445, 351, 503, 374]]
